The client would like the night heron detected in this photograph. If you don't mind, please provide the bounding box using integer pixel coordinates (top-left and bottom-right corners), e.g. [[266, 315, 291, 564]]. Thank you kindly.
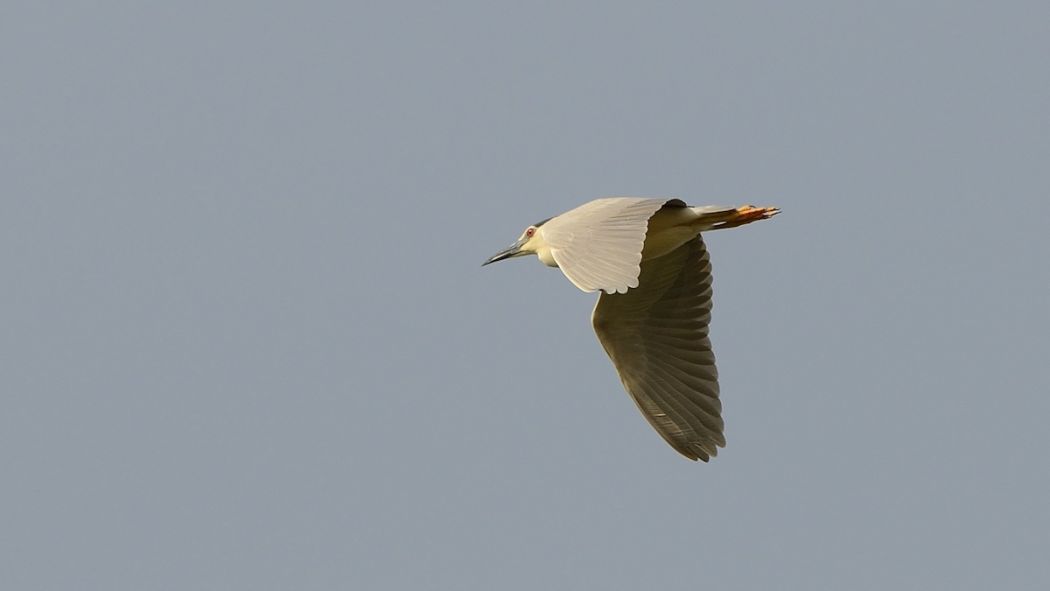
[[483, 197, 778, 461]]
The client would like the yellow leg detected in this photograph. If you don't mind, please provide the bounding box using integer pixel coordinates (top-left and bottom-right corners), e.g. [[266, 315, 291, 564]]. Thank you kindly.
[[707, 205, 780, 230]]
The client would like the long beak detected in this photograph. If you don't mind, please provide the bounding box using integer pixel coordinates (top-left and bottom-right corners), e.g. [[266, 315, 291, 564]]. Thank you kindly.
[[482, 239, 527, 266]]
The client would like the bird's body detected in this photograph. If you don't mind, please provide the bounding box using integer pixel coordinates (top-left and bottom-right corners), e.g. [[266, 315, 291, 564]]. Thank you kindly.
[[641, 204, 745, 259], [484, 197, 778, 461]]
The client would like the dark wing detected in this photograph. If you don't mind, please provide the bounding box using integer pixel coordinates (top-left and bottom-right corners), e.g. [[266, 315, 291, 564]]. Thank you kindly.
[[591, 237, 723, 461]]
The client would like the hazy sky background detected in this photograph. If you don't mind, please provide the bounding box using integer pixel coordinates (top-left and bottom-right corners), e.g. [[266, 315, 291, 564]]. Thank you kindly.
[[3, 2, 1049, 589]]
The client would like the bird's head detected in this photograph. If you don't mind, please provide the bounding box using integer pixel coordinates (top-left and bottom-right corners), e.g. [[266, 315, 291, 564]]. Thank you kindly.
[[482, 218, 552, 266]]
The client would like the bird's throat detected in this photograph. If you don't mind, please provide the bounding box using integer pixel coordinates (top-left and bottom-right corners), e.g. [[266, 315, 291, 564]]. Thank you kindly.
[[537, 246, 558, 267]]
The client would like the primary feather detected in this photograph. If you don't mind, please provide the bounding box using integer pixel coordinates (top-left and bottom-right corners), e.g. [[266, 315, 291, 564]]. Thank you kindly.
[[592, 237, 724, 461]]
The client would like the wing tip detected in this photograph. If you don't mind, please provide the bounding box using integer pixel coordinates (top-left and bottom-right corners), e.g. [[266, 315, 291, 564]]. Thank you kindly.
[[675, 438, 725, 462]]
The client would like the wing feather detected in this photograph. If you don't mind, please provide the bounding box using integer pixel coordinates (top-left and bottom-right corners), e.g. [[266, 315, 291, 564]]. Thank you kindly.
[[591, 237, 724, 461], [541, 197, 682, 294]]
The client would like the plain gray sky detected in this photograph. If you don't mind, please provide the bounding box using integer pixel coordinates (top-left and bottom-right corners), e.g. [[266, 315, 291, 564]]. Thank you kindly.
[[3, 1, 1049, 589]]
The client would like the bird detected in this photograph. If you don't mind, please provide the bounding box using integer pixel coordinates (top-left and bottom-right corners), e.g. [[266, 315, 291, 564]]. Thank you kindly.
[[483, 197, 778, 461]]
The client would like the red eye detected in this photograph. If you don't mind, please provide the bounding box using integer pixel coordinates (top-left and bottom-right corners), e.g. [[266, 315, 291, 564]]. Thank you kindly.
[[526, 227, 535, 237]]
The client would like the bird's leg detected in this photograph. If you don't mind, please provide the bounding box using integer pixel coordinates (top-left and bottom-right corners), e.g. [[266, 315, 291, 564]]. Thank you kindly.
[[707, 205, 780, 231]]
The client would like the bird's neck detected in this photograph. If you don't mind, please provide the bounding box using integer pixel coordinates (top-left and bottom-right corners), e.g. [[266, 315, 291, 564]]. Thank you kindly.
[[537, 246, 558, 267]]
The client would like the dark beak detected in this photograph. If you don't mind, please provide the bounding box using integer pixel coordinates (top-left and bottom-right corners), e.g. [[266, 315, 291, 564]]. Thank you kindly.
[[482, 239, 527, 266]]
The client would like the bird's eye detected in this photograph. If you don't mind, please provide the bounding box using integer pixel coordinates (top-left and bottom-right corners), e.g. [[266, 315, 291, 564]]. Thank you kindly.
[[526, 227, 535, 237]]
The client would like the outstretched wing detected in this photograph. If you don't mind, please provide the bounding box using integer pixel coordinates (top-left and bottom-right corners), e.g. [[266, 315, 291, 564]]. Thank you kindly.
[[541, 197, 682, 294], [591, 237, 723, 461]]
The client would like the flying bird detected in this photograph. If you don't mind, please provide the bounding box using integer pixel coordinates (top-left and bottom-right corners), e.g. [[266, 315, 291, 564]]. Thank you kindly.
[[483, 197, 778, 461]]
